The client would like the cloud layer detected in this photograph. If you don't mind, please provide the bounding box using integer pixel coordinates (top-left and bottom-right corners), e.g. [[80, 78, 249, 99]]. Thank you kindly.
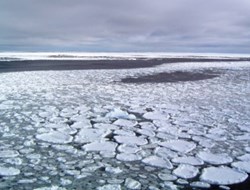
[[1, 0, 250, 53]]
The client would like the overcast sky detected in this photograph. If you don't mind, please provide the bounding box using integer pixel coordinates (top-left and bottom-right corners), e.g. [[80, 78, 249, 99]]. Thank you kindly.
[[1, 0, 250, 53]]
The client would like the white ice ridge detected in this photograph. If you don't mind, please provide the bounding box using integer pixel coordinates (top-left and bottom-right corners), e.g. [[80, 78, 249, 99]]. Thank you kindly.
[[1, 52, 250, 61]]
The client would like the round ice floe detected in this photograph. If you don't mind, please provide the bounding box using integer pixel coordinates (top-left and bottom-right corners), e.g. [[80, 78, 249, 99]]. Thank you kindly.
[[190, 181, 211, 188], [237, 154, 250, 161], [200, 166, 248, 185], [97, 184, 121, 190], [74, 128, 110, 143], [173, 164, 199, 179], [158, 173, 177, 181], [155, 147, 178, 159], [142, 155, 173, 169], [0, 150, 19, 158], [232, 161, 250, 173], [159, 140, 196, 153], [136, 128, 155, 137], [118, 144, 141, 154], [114, 136, 147, 146], [143, 111, 169, 120], [0, 166, 20, 176], [125, 178, 141, 190], [197, 151, 233, 165], [172, 156, 204, 166], [116, 153, 142, 161], [83, 141, 117, 152], [113, 119, 137, 128], [36, 131, 73, 144], [71, 120, 92, 129], [106, 108, 136, 120]]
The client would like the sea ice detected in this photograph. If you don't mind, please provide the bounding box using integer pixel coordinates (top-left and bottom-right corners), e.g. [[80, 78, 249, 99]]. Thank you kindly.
[[200, 166, 248, 185], [197, 151, 233, 165], [143, 111, 169, 120], [0, 150, 19, 158], [190, 181, 211, 188], [142, 155, 173, 169], [173, 164, 199, 179], [154, 147, 178, 159], [158, 173, 177, 181], [97, 184, 121, 190], [0, 166, 20, 176], [237, 154, 250, 161], [125, 178, 141, 190], [117, 144, 141, 154], [74, 128, 110, 143], [113, 119, 137, 128], [106, 108, 136, 120], [114, 136, 148, 146], [172, 156, 204, 166], [159, 140, 196, 153], [116, 153, 142, 161], [83, 141, 117, 152], [232, 161, 250, 173], [36, 131, 73, 144]]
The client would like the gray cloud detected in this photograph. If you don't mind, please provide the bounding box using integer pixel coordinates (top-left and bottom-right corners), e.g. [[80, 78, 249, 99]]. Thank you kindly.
[[1, 0, 250, 53]]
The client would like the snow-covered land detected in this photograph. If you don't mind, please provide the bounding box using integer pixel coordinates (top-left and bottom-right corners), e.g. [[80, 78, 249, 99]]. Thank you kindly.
[[0, 57, 250, 189]]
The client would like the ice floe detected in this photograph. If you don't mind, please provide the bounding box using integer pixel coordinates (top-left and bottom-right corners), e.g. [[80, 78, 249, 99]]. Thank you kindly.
[[116, 153, 142, 161], [97, 184, 121, 190], [159, 140, 196, 153], [0, 150, 19, 158], [0, 166, 20, 176], [142, 155, 173, 169], [125, 178, 141, 190], [74, 128, 110, 143], [106, 108, 136, 120], [173, 164, 199, 179], [114, 135, 148, 146], [172, 156, 204, 166], [232, 161, 250, 173], [200, 166, 248, 185], [36, 131, 73, 144], [83, 141, 117, 152], [197, 151, 233, 165]]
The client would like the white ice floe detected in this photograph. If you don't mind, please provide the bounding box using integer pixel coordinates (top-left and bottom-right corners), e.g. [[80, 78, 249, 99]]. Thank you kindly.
[[173, 164, 199, 179], [159, 140, 196, 153], [142, 155, 173, 169], [190, 181, 211, 188], [74, 128, 110, 143], [117, 144, 141, 154], [158, 173, 177, 181], [114, 136, 148, 146], [143, 111, 169, 120], [113, 119, 137, 128], [105, 166, 123, 174], [83, 141, 117, 152], [106, 108, 136, 120], [71, 120, 92, 129], [232, 161, 250, 173], [125, 178, 141, 190], [0, 150, 19, 158], [154, 147, 178, 159], [136, 128, 155, 137], [237, 154, 250, 161], [0, 166, 20, 176], [116, 153, 142, 161], [97, 184, 121, 190], [94, 123, 118, 130], [237, 124, 250, 132], [172, 156, 204, 166], [36, 131, 73, 144], [34, 185, 66, 190], [200, 166, 248, 185], [197, 151, 233, 165]]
